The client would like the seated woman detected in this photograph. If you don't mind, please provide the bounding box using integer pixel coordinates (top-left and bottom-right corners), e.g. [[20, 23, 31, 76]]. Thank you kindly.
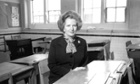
[[48, 10, 88, 84]]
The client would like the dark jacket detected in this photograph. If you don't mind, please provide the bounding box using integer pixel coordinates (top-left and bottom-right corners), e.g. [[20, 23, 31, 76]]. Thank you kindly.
[[48, 35, 88, 84]]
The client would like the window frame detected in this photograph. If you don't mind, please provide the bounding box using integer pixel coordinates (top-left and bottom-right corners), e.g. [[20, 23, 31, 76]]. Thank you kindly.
[[105, 0, 127, 23], [30, 0, 61, 24], [81, 0, 102, 24]]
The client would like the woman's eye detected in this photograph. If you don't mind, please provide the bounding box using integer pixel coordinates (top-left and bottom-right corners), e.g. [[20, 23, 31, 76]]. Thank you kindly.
[[66, 25, 70, 27], [73, 25, 76, 27]]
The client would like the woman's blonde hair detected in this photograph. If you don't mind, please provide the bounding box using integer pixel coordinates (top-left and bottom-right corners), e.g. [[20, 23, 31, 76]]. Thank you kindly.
[[57, 10, 82, 32]]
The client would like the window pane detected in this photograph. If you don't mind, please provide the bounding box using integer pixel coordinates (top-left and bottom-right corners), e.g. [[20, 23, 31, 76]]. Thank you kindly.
[[106, 0, 127, 23], [84, 0, 92, 8], [31, 0, 44, 23], [49, 11, 61, 23], [92, 9, 101, 23], [30, 2, 33, 23], [34, 15, 44, 23], [46, 0, 61, 23], [48, 0, 61, 10], [106, 0, 116, 7], [83, 9, 93, 23], [117, 0, 127, 6], [107, 8, 115, 22], [82, 0, 101, 23], [93, 0, 101, 8], [116, 8, 125, 22]]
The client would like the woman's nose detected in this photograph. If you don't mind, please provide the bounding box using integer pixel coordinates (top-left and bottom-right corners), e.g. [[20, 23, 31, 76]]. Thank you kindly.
[[70, 26, 74, 30]]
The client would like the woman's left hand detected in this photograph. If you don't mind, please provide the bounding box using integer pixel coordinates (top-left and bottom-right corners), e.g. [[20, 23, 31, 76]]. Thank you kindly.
[[73, 67, 87, 71]]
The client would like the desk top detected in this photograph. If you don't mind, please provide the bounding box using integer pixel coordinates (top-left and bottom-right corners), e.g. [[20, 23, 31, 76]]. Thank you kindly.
[[0, 62, 33, 76], [87, 39, 110, 52], [88, 72, 111, 84], [54, 60, 126, 84], [126, 43, 140, 50], [11, 54, 48, 65], [87, 61, 126, 73], [87, 39, 110, 44]]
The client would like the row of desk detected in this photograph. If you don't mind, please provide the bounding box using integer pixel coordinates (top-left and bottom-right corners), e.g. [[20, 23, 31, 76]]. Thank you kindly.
[[54, 60, 133, 84], [0, 53, 48, 84], [0, 52, 134, 84], [1, 38, 129, 84]]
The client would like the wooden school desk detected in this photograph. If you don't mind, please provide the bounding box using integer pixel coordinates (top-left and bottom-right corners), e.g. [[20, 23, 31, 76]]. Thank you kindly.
[[87, 40, 110, 63], [54, 61, 127, 84], [0, 62, 33, 84], [126, 42, 140, 50], [10, 54, 48, 84]]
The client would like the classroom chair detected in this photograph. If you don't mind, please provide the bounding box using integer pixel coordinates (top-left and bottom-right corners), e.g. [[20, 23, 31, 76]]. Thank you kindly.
[[6, 39, 33, 60], [125, 40, 139, 83], [126, 40, 132, 51], [33, 37, 52, 54], [110, 51, 114, 60], [103, 40, 111, 60]]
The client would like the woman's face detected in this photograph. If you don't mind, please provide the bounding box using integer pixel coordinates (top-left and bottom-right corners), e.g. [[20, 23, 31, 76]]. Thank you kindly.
[[64, 18, 77, 37]]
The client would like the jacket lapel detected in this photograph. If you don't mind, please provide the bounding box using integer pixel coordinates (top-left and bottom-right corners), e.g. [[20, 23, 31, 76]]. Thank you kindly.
[[74, 37, 81, 48], [58, 36, 67, 48]]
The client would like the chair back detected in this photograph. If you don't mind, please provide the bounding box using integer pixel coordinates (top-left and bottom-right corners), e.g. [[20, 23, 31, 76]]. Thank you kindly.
[[33, 37, 52, 54], [6, 39, 33, 60], [103, 41, 111, 60], [110, 52, 114, 60], [42, 37, 52, 53], [126, 40, 132, 47], [126, 40, 133, 52]]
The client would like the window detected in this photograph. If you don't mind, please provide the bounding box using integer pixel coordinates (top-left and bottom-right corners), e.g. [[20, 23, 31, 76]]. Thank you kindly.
[[106, 0, 127, 22], [30, 0, 61, 24], [81, 0, 101, 23]]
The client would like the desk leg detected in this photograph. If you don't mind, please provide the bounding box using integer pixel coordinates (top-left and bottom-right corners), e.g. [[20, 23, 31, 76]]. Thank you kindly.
[[38, 64, 45, 84], [127, 67, 136, 84], [30, 63, 39, 84], [30, 63, 44, 84]]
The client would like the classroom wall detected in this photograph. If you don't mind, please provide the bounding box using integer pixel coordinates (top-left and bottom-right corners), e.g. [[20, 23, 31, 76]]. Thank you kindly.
[[23, 0, 140, 33], [1, 0, 140, 61], [0, 0, 140, 33], [128, 0, 140, 30], [61, 0, 76, 14]]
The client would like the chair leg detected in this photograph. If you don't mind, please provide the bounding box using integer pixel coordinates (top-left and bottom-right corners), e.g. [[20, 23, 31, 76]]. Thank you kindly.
[[127, 67, 136, 84], [3, 36, 7, 52]]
